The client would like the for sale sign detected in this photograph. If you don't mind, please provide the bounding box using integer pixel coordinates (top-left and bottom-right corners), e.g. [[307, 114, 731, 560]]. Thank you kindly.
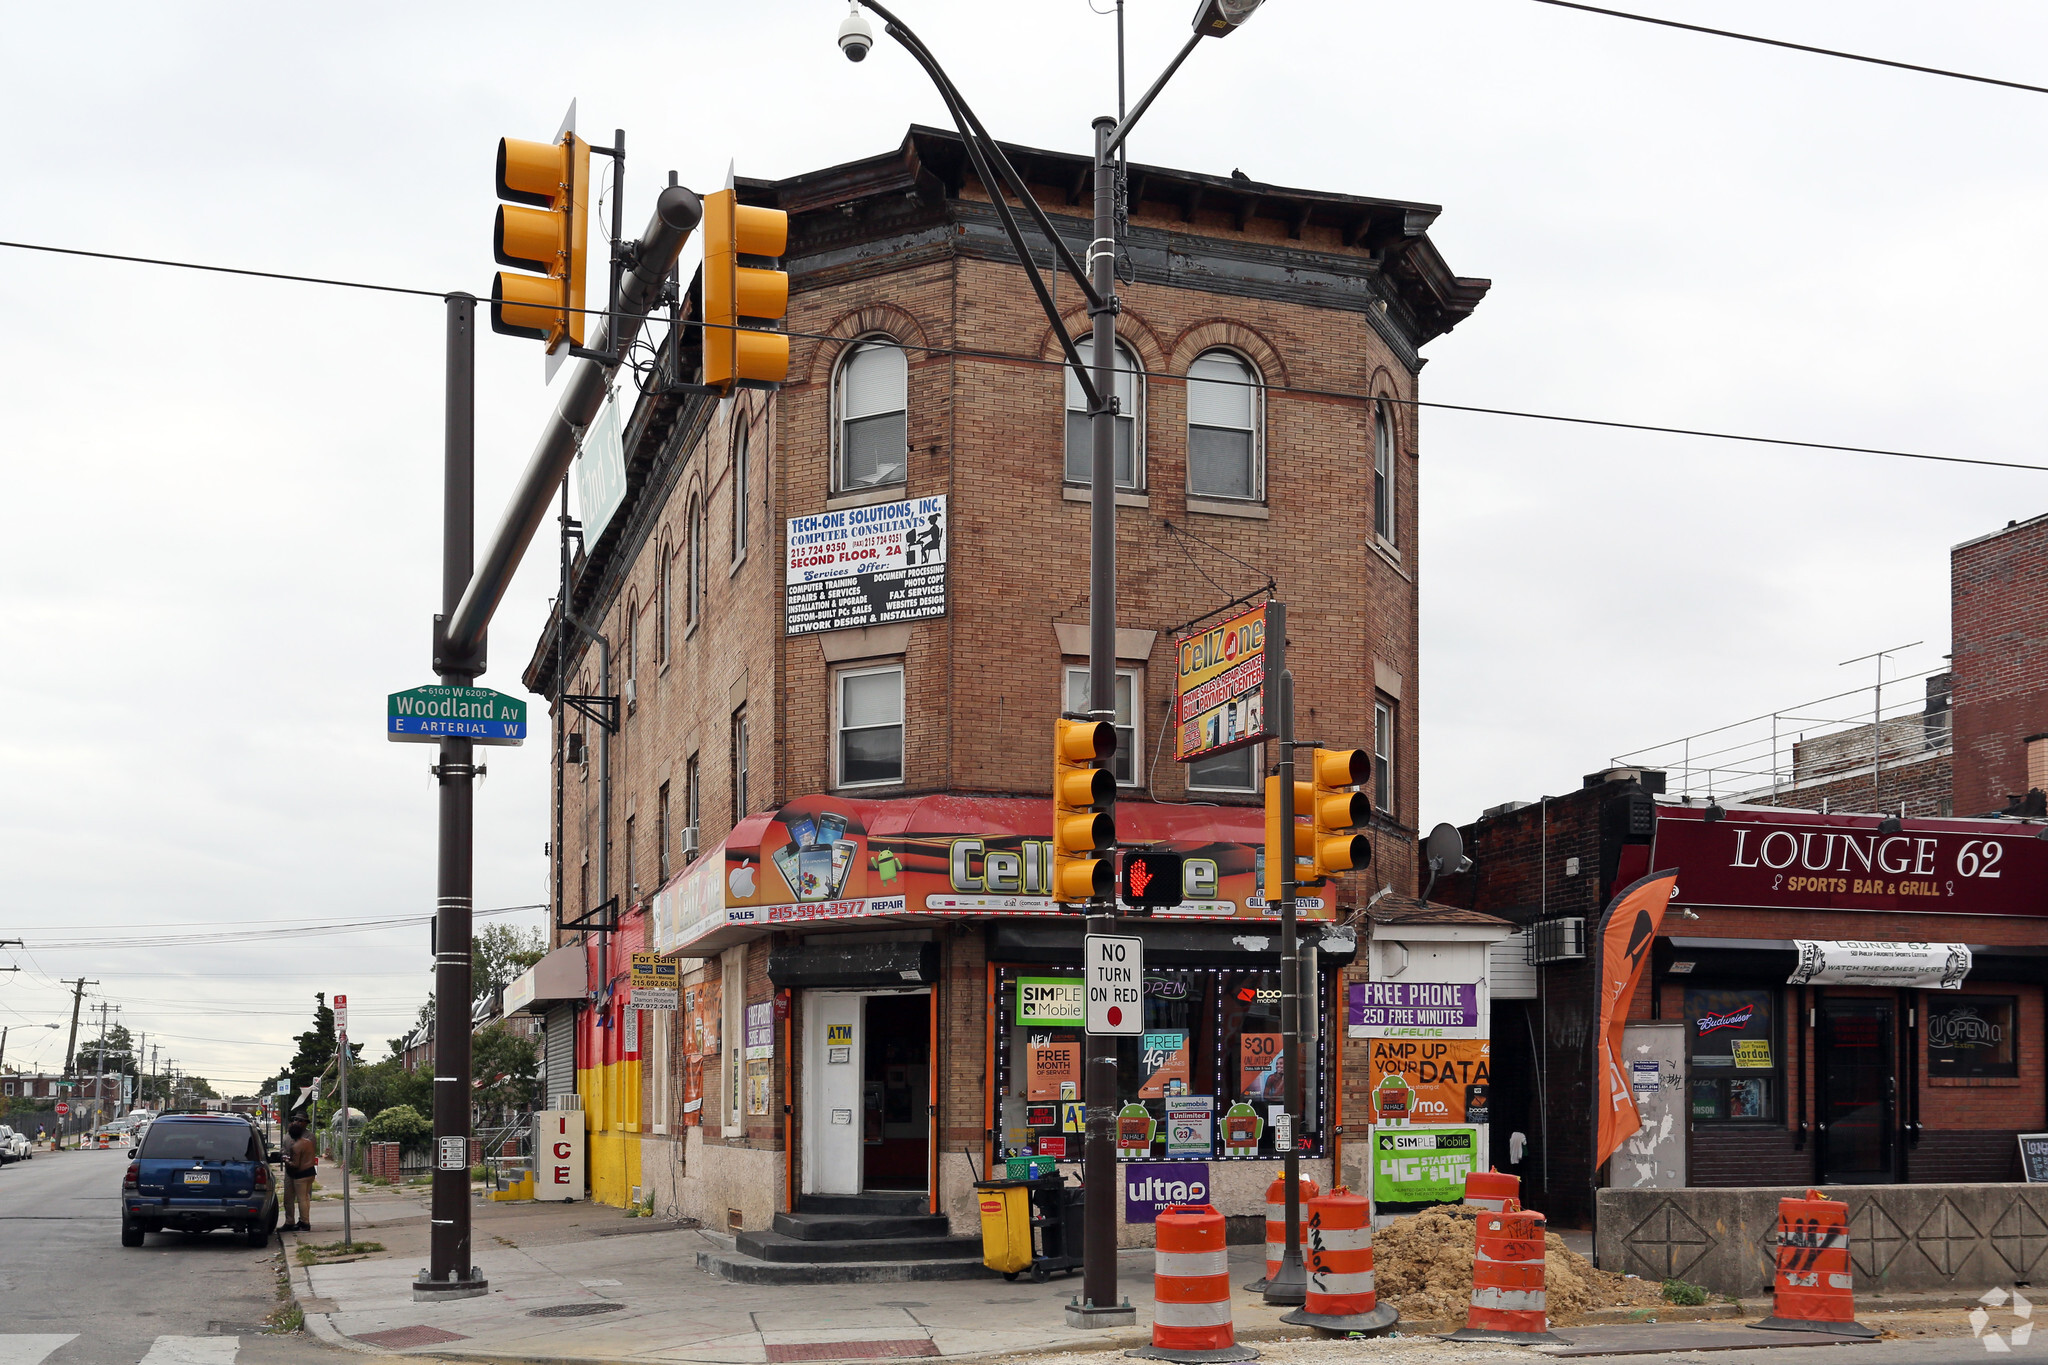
[[1085, 934, 1143, 1036]]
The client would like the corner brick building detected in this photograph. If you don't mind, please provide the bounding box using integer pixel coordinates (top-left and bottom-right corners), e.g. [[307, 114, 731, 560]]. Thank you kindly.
[[508, 127, 1487, 1260], [1953, 514, 2048, 816]]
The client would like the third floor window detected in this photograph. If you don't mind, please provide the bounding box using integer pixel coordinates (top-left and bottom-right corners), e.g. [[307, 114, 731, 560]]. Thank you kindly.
[[837, 340, 908, 491]]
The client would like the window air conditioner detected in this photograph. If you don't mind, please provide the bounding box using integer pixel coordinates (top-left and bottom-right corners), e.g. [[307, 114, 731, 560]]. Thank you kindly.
[[1526, 917, 1587, 965], [624, 677, 637, 711], [680, 826, 700, 862]]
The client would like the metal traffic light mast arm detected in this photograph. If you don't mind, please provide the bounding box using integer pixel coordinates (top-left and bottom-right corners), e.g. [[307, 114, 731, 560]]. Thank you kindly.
[[441, 182, 703, 668]]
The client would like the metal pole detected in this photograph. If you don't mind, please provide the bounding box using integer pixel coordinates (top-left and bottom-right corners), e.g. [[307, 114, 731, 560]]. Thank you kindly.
[[423, 293, 486, 1298], [1265, 608, 1307, 1305], [1072, 114, 1130, 1331], [340, 1022, 352, 1248]]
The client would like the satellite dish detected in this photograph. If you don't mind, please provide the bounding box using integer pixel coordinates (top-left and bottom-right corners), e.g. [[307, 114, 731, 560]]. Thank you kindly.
[[1425, 822, 1465, 872]]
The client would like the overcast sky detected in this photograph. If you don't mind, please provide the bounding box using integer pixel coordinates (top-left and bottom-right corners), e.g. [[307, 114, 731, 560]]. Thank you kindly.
[[3, 1, 2043, 1092]]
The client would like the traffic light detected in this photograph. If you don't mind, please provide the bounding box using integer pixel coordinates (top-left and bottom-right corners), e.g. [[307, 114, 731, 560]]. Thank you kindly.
[[1309, 747, 1373, 881], [702, 188, 790, 392], [1263, 775, 1315, 902], [1054, 718, 1117, 906], [492, 131, 590, 352]]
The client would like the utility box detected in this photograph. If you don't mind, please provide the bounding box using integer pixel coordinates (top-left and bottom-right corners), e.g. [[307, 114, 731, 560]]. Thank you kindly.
[[534, 1110, 584, 1201]]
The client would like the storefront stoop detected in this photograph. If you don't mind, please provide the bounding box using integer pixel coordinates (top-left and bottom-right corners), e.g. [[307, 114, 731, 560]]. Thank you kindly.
[[699, 1192, 991, 1284]]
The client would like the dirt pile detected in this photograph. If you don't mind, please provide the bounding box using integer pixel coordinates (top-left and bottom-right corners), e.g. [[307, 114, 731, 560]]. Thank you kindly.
[[1371, 1206, 1663, 1324]]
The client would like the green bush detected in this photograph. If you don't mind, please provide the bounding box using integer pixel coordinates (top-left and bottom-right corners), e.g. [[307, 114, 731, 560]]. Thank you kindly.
[[1661, 1278, 1709, 1306], [362, 1103, 431, 1149]]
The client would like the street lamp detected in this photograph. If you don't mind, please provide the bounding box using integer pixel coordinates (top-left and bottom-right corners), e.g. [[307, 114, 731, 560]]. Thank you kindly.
[[840, 0, 1265, 1330]]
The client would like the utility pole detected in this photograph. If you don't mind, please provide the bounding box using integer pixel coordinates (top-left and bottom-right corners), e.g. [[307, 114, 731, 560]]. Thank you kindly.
[[1262, 604, 1306, 1306], [88, 1002, 118, 1131], [61, 978, 94, 1077]]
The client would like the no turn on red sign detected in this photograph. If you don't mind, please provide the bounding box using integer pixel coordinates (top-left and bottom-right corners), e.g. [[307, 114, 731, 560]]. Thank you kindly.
[[1086, 934, 1143, 1036]]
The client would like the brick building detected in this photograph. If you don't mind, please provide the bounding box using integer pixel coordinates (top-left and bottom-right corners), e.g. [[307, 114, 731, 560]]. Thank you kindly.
[[514, 126, 1487, 1255], [1953, 514, 2048, 816]]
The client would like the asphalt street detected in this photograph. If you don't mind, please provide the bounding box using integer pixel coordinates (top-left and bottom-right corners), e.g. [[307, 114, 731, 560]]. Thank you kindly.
[[0, 1146, 346, 1364]]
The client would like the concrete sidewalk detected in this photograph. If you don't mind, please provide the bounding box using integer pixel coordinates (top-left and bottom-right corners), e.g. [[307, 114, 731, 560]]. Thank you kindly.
[[280, 1190, 1981, 1363]]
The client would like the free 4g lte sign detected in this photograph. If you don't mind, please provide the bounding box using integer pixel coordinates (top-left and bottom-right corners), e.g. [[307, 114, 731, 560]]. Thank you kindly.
[[1086, 934, 1143, 1036]]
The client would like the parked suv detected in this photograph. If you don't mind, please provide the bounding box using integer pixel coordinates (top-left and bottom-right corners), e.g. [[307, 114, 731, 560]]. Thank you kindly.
[[121, 1113, 280, 1247]]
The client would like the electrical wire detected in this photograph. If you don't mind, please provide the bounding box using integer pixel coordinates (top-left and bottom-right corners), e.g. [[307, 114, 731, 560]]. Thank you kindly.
[[1, 238, 2041, 474], [1525, 0, 2048, 97]]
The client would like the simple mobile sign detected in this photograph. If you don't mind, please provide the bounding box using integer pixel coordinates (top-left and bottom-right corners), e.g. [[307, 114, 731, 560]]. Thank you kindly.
[[388, 685, 527, 745], [1086, 934, 1144, 1035]]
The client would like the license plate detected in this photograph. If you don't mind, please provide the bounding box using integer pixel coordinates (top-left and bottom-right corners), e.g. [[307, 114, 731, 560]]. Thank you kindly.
[[181, 1171, 210, 1185]]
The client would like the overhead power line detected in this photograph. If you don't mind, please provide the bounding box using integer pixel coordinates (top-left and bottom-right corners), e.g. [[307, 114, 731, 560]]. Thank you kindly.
[[1, 238, 2042, 474], [1526, 0, 2048, 96]]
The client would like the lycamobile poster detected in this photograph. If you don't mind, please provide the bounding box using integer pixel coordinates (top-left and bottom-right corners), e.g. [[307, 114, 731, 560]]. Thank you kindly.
[[1371, 1126, 1479, 1205]]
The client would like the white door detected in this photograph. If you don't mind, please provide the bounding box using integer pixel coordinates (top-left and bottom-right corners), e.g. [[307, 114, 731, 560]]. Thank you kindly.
[[808, 993, 864, 1195]]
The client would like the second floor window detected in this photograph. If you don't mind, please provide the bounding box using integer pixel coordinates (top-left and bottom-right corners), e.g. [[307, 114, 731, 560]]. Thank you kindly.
[[1187, 350, 1260, 500], [659, 538, 673, 662], [658, 781, 671, 884], [732, 424, 750, 564], [1064, 343, 1141, 490], [1064, 666, 1137, 786], [1374, 698, 1394, 816], [837, 340, 908, 490], [838, 665, 905, 787]]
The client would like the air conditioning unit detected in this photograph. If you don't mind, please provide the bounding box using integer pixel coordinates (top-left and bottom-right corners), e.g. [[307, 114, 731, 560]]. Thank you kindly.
[[1526, 917, 1587, 964], [565, 733, 587, 765], [680, 825, 700, 862], [624, 677, 638, 711]]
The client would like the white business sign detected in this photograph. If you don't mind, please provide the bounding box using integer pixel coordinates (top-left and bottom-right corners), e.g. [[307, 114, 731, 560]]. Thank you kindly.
[[1085, 933, 1143, 1036], [785, 495, 947, 635], [1787, 940, 1970, 989], [535, 1109, 585, 1200], [576, 388, 629, 544]]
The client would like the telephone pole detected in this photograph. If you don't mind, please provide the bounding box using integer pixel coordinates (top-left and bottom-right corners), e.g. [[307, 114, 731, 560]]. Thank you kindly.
[[88, 1002, 118, 1129], [61, 978, 95, 1076]]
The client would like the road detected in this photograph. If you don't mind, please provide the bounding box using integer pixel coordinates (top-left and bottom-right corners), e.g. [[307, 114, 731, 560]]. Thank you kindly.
[[0, 1146, 346, 1364]]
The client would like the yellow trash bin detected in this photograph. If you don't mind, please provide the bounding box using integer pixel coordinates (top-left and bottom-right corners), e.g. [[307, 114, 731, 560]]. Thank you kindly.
[[975, 1180, 1033, 1276]]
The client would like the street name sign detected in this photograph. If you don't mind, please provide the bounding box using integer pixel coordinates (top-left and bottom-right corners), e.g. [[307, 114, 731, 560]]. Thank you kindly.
[[1085, 933, 1143, 1036], [388, 685, 527, 745]]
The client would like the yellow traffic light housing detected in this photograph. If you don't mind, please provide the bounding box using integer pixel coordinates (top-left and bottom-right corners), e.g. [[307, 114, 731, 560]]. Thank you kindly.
[[1263, 776, 1315, 903], [702, 188, 790, 392], [1054, 718, 1117, 905], [1309, 747, 1373, 881], [492, 132, 590, 352]]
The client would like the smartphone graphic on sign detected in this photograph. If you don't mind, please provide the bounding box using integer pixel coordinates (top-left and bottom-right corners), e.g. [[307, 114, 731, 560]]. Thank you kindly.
[[771, 844, 803, 898], [829, 840, 857, 898], [816, 811, 849, 846], [798, 847, 835, 901], [788, 817, 818, 849]]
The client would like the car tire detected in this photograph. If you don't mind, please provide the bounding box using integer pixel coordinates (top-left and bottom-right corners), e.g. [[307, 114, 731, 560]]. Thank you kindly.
[[121, 1220, 145, 1248]]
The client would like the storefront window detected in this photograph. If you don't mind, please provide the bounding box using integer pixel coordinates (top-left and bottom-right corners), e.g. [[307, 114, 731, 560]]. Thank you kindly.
[[1686, 987, 1776, 1122], [994, 966, 1325, 1161], [1928, 996, 2017, 1078]]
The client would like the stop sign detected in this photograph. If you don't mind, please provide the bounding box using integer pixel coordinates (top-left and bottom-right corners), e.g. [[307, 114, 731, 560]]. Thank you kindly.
[[54, 1103, 68, 1115]]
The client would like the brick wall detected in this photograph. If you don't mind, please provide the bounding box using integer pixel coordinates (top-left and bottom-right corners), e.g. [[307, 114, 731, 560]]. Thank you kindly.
[[1951, 514, 2048, 816]]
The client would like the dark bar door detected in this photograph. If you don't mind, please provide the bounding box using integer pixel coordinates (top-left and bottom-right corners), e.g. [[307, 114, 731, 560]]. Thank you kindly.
[[1818, 998, 1895, 1183]]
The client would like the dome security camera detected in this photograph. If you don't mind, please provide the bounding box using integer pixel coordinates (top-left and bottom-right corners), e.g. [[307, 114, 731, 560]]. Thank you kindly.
[[838, 5, 874, 61]]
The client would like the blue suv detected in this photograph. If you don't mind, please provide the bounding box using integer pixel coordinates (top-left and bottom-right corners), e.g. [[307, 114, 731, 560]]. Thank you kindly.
[[121, 1113, 281, 1247]]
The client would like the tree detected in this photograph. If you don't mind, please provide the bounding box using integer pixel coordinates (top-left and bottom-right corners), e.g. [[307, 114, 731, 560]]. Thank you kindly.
[[282, 993, 360, 1098], [363, 1103, 432, 1150], [471, 1023, 540, 1121], [81, 1023, 137, 1079], [343, 1055, 431, 1125], [473, 924, 546, 1004]]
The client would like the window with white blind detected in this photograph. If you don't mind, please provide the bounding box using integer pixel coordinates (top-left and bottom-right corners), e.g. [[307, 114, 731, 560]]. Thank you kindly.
[[836, 340, 908, 490], [1064, 667, 1139, 786], [836, 665, 905, 787], [1064, 343, 1142, 490], [1374, 697, 1394, 816], [1186, 350, 1260, 501], [1373, 403, 1395, 545]]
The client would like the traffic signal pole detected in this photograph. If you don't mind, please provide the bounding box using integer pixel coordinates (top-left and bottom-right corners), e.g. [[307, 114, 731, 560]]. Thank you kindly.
[[1263, 604, 1307, 1306], [422, 293, 486, 1300]]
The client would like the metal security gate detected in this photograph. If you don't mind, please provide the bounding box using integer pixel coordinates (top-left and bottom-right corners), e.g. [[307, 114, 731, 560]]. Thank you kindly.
[[544, 1005, 577, 1106]]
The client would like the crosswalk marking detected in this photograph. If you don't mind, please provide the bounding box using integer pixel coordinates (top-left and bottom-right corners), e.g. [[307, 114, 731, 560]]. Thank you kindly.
[[0, 1339, 76, 1365], [137, 1339, 238, 1365]]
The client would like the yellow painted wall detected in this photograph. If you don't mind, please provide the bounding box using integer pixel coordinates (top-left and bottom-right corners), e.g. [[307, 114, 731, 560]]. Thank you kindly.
[[578, 1055, 641, 1207]]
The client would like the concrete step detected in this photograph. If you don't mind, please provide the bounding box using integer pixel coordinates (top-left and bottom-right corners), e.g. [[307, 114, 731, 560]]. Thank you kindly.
[[795, 1192, 929, 1216], [697, 1248, 995, 1286], [736, 1228, 983, 1264], [773, 1211, 952, 1242]]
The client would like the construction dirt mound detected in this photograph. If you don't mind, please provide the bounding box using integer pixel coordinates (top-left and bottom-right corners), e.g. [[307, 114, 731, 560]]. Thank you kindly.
[[1372, 1206, 1664, 1324]]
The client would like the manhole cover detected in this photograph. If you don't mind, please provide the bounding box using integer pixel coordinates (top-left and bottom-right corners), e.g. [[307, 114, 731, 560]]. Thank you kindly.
[[529, 1303, 627, 1319]]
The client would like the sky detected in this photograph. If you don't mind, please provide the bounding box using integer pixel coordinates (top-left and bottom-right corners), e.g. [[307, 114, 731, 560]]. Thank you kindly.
[[3, 1, 2045, 1092]]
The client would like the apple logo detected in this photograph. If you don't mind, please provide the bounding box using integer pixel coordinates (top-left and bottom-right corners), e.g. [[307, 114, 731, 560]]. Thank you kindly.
[[728, 860, 757, 899]]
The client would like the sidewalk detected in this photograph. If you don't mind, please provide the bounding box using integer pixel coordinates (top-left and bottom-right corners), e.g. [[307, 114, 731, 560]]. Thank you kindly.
[[281, 1191, 1984, 1363]]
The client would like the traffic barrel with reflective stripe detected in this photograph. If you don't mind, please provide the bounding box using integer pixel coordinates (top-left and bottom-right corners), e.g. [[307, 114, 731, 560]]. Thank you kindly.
[[1464, 1168, 1519, 1212], [1443, 1199, 1562, 1345], [1125, 1204, 1259, 1364], [1278, 1188, 1397, 1335], [1245, 1173, 1320, 1291], [1753, 1190, 1876, 1338]]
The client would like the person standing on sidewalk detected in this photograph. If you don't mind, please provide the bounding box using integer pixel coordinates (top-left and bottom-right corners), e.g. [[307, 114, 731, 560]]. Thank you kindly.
[[282, 1119, 317, 1231]]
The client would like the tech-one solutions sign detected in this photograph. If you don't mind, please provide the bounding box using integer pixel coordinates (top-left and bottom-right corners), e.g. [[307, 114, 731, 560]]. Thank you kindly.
[[785, 495, 947, 635]]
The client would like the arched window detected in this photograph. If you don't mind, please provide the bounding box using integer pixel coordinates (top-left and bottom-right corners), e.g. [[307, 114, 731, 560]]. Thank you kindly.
[[1063, 342, 1141, 490], [1186, 350, 1260, 500], [659, 536, 673, 662], [731, 422, 750, 565], [1373, 401, 1395, 545], [836, 340, 907, 490], [687, 494, 705, 626]]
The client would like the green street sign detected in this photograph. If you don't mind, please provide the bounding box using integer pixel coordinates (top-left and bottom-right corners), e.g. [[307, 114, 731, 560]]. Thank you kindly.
[[388, 685, 527, 746]]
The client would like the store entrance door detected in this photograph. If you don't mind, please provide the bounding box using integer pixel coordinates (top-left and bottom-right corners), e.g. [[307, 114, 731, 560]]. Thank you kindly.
[[804, 990, 931, 1196], [1818, 998, 1895, 1183]]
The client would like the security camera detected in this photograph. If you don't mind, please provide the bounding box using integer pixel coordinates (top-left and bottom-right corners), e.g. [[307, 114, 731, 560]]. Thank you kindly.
[[838, 4, 874, 61]]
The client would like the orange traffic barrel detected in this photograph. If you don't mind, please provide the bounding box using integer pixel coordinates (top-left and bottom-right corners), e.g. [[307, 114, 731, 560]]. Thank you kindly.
[[1464, 1168, 1519, 1212], [1278, 1188, 1398, 1335], [1753, 1190, 1876, 1338], [1125, 1204, 1258, 1364], [1245, 1173, 1320, 1291], [1444, 1200, 1562, 1344]]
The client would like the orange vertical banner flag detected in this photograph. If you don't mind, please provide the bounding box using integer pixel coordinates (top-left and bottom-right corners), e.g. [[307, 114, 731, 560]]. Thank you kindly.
[[1594, 869, 1680, 1171]]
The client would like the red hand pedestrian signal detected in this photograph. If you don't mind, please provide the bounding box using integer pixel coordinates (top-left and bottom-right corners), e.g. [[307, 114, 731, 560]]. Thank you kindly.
[[1119, 851, 1184, 913]]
